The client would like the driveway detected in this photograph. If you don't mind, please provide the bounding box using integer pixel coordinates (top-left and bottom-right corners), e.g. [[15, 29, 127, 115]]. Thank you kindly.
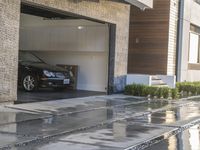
[[0, 95, 200, 150], [17, 88, 104, 103]]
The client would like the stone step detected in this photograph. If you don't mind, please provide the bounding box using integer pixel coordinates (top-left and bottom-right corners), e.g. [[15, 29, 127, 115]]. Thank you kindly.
[[151, 75, 168, 87]]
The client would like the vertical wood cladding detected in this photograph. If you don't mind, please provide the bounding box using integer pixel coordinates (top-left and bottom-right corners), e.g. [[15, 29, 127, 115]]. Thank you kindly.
[[128, 0, 171, 75]]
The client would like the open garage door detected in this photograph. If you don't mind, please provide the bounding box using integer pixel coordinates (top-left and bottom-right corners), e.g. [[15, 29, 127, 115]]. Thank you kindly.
[[17, 4, 110, 103]]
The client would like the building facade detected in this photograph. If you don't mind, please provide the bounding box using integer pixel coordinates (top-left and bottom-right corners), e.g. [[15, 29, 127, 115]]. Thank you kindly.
[[1, 0, 199, 104], [177, 0, 200, 82], [0, 0, 152, 103], [127, 0, 200, 87]]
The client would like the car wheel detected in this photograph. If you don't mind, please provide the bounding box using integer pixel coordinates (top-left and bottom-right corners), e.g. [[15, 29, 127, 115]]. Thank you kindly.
[[22, 74, 38, 92]]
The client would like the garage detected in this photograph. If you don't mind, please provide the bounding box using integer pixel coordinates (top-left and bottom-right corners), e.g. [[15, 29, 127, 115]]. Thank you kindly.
[[17, 4, 111, 103], [0, 0, 132, 104]]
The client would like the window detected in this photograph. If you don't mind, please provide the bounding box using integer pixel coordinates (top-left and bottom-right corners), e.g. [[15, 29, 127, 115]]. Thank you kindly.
[[189, 25, 200, 64], [189, 32, 199, 64]]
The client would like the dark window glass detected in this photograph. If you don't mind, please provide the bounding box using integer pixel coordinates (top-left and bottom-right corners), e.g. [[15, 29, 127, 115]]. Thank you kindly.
[[19, 52, 43, 63], [191, 24, 200, 34], [194, 0, 200, 5]]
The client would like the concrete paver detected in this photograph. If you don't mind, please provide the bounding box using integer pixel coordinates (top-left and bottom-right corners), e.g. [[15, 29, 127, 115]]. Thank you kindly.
[[0, 133, 33, 148], [0, 95, 199, 150], [59, 121, 175, 150], [0, 106, 47, 125], [129, 102, 200, 126], [7, 96, 144, 114], [0, 101, 169, 138], [144, 123, 200, 150]]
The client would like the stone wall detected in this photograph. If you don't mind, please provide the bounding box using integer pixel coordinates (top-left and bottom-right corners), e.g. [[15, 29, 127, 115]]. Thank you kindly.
[[0, 0, 130, 102], [0, 0, 20, 102]]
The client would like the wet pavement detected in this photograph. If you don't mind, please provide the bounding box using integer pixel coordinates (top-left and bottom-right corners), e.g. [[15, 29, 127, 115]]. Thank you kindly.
[[17, 89, 105, 103], [144, 124, 200, 150], [0, 95, 199, 149]]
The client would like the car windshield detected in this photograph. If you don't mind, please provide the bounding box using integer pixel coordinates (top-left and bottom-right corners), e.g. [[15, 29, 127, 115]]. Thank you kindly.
[[19, 52, 43, 63]]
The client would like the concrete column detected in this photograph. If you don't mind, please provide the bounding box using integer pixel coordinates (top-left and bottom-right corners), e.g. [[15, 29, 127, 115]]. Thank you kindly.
[[0, 0, 21, 103]]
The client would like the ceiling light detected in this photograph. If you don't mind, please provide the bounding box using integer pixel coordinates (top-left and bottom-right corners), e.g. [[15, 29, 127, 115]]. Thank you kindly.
[[78, 26, 84, 30]]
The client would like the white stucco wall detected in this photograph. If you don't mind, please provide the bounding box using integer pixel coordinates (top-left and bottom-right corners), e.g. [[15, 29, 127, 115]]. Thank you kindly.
[[177, 0, 200, 82]]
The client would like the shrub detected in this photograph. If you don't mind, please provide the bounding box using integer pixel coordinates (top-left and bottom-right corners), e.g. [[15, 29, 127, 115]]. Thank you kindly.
[[124, 85, 132, 95], [124, 84, 171, 99], [141, 86, 149, 97], [149, 87, 159, 98], [125, 81, 200, 100], [171, 88, 178, 99], [176, 82, 200, 97], [157, 87, 165, 99], [162, 87, 170, 99], [135, 84, 145, 96]]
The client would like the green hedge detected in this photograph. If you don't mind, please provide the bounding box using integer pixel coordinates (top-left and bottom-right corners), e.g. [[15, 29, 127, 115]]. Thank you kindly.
[[176, 82, 200, 96], [124, 84, 178, 99], [125, 82, 200, 100]]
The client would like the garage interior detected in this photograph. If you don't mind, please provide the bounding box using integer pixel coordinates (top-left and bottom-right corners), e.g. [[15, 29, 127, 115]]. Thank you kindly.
[[17, 4, 110, 103]]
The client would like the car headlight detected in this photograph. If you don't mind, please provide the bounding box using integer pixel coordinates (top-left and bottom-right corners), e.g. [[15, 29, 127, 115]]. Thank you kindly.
[[43, 70, 55, 78]]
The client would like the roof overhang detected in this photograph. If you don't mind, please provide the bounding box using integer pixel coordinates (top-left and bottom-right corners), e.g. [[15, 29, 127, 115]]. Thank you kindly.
[[124, 0, 153, 9]]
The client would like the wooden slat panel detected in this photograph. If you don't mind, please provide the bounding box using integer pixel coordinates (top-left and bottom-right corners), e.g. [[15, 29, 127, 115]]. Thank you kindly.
[[128, 0, 171, 75]]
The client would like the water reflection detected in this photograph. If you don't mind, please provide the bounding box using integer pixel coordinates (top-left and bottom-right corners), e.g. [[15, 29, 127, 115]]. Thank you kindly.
[[131, 103, 200, 125], [145, 124, 200, 150], [113, 120, 127, 140], [189, 125, 200, 150]]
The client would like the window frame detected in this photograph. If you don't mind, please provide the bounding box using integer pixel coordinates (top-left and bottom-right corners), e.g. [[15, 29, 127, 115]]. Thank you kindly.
[[188, 31, 200, 64]]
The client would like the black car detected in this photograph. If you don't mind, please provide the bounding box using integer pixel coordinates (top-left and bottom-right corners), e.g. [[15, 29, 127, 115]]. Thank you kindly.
[[18, 51, 71, 92]]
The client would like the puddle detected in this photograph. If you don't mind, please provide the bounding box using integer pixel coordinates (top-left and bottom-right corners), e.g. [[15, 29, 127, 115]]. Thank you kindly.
[[14, 141, 119, 150], [13, 120, 174, 150], [0, 109, 46, 125], [144, 124, 200, 150], [113, 97, 146, 102], [124, 100, 169, 112], [129, 103, 200, 125], [0, 109, 113, 138], [8, 96, 145, 115], [0, 101, 169, 140], [0, 133, 33, 149], [57, 120, 174, 150]]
